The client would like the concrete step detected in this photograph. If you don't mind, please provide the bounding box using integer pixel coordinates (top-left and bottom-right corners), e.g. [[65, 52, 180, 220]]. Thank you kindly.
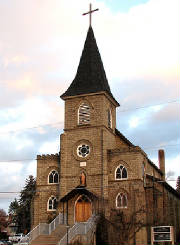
[[30, 235, 58, 245], [30, 224, 69, 245], [51, 224, 68, 239]]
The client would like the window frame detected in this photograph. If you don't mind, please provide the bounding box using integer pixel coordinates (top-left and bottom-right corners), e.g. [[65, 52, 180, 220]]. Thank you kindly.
[[115, 165, 128, 180], [116, 193, 128, 209], [78, 102, 91, 125], [108, 109, 112, 128], [48, 170, 59, 184], [47, 196, 57, 211]]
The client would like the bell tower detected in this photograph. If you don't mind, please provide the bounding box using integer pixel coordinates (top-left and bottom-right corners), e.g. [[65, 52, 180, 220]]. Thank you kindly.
[[61, 26, 119, 131], [59, 26, 119, 219]]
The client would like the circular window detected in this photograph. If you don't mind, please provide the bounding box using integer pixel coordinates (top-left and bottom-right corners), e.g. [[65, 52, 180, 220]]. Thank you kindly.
[[77, 144, 90, 158]]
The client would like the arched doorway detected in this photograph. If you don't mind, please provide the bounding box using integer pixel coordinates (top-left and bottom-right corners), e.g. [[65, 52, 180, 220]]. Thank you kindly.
[[75, 195, 92, 222]]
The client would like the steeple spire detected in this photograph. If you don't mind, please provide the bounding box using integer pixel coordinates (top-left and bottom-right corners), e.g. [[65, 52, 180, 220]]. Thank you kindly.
[[61, 26, 118, 105]]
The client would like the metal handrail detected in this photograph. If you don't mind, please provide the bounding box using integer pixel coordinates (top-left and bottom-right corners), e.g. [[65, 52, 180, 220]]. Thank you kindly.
[[59, 214, 99, 245], [18, 212, 66, 244]]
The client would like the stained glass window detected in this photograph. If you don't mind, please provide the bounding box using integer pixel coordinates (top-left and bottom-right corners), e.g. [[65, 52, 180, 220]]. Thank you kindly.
[[48, 170, 59, 184], [116, 193, 127, 208], [115, 165, 127, 180], [48, 196, 57, 210], [77, 144, 90, 158]]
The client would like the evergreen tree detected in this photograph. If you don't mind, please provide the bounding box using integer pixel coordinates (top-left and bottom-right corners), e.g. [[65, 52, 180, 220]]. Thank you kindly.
[[8, 175, 36, 233], [176, 176, 180, 194], [8, 198, 20, 232]]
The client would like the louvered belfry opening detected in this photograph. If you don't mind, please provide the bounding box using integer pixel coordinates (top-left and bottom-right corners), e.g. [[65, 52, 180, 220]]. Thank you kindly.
[[78, 103, 90, 125]]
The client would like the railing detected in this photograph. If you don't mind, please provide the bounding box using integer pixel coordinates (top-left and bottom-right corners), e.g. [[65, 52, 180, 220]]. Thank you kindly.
[[18, 212, 66, 244], [49, 212, 66, 234], [59, 214, 99, 245]]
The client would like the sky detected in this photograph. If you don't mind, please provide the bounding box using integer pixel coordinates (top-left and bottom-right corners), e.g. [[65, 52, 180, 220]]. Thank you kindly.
[[0, 0, 180, 213]]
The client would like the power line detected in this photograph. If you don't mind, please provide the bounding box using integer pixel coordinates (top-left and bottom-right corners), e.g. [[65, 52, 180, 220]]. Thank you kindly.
[[0, 181, 178, 195], [0, 158, 36, 163], [0, 99, 179, 135], [118, 99, 180, 112], [0, 121, 63, 135], [0, 142, 179, 163], [143, 143, 180, 150]]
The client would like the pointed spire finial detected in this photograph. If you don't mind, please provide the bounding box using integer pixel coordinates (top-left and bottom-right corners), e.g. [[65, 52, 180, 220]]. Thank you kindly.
[[82, 3, 99, 27]]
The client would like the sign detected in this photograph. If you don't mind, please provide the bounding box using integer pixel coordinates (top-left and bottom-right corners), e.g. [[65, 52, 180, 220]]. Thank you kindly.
[[154, 232, 171, 241], [151, 226, 174, 245], [80, 162, 86, 167], [154, 227, 170, 233]]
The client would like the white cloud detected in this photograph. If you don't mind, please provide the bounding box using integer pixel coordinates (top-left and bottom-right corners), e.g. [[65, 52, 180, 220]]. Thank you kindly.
[[39, 140, 59, 155], [0, 0, 179, 211], [104, 0, 180, 80], [129, 116, 140, 128]]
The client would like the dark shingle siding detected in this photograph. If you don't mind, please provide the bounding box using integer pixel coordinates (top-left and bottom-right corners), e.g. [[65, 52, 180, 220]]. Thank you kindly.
[[61, 27, 114, 100]]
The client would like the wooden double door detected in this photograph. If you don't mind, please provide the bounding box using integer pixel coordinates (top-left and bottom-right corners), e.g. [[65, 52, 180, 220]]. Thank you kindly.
[[75, 195, 92, 222]]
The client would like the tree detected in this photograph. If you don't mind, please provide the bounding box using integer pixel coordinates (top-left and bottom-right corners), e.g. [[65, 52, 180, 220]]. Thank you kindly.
[[176, 176, 180, 194], [8, 198, 19, 215], [0, 209, 8, 239], [96, 208, 147, 245], [8, 198, 20, 233], [8, 175, 36, 234]]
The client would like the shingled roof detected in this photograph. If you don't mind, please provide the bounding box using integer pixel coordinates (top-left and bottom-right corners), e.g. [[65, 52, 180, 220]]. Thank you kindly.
[[61, 26, 117, 104]]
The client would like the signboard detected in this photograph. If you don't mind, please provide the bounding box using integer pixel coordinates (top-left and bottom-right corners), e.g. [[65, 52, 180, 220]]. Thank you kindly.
[[154, 227, 170, 233], [154, 232, 170, 241], [151, 226, 174, 245]]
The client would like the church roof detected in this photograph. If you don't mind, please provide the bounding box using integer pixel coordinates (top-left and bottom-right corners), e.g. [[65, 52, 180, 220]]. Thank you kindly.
[[61, 26, 117, 104], [146, 174, 180, 199], [115, 129, 135, 147], [59, 186, 98, 202]]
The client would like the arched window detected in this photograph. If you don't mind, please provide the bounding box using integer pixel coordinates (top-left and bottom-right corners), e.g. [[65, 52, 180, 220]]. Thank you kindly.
[[108, 109, 112, 128], [115, 165, 127, 180], [116, 193, 127, 208], [78, 103, 90, 125], [48, 170, 59, 184], [47, 196, 57, 211]]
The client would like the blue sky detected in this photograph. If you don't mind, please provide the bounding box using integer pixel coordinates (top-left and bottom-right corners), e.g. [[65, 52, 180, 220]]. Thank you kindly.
[[96, 0, 150, 12], [0, 0, 179, 213]]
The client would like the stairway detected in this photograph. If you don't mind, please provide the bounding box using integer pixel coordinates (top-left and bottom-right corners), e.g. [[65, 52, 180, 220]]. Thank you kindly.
[[30, 224, 67, 245], [30, 235, 58, 245], [21, 214, 99, 245]]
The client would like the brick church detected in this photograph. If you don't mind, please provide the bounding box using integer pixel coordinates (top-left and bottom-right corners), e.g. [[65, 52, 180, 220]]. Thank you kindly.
[[31, 19, 180, 245]]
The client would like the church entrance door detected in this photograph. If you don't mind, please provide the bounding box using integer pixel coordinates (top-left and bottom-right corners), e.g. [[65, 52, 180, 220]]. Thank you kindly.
[[75, 195, 92, 222]]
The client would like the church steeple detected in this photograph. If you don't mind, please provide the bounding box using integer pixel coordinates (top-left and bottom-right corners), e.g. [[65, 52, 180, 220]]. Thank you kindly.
[[61, 26, 118, 105]]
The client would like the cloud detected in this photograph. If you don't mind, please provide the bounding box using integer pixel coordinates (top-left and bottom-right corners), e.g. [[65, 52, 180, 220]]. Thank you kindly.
[[0, 0, 179, 212]]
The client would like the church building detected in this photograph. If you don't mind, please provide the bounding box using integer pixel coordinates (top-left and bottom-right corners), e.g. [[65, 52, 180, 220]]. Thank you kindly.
[[31, 13, 180, 245]]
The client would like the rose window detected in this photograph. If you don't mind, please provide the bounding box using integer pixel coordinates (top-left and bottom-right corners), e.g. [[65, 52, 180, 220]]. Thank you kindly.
[[77, 144, 90, 157]]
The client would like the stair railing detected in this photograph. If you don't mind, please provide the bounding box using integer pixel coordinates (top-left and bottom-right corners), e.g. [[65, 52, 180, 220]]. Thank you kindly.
[[59, 214, 99, 245], [49, 212, 66, 234], [18, 212, 66, 244]]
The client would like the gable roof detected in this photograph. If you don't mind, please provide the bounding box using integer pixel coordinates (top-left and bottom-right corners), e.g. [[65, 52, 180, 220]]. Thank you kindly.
[[61, 26, 118, 104], [146, 174, 180, 199], [115, 128, 135, 147], [59, 186, 98, 202]]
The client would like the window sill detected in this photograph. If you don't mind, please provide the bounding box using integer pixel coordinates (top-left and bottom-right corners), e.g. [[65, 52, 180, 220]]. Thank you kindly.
[[116, 207, 127, 209], [77, 123, 91, 127], [115, 178, 128, 181], [48, 183, 59, 185]]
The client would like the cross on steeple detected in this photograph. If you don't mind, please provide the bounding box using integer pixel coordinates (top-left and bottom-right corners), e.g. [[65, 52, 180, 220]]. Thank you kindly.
[[82, 3, 99, 27]]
